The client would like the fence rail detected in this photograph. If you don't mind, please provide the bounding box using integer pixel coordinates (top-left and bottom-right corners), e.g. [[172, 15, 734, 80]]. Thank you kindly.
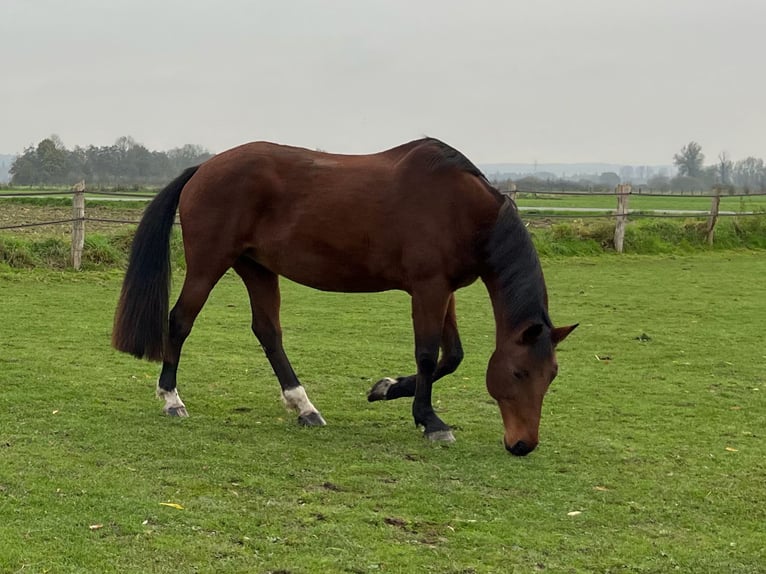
[[1, 182, 764, 266]]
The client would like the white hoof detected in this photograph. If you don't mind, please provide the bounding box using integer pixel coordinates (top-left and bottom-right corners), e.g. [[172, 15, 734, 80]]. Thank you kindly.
[[157, 386, 188, 418]]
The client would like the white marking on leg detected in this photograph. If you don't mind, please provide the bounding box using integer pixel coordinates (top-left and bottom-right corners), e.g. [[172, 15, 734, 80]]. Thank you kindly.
[[156, 382, 188, 417], [281, 385, 319, 416]]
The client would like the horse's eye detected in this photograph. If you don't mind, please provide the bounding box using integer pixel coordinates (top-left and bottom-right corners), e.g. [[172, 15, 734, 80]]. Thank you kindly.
[[513, 370, 527, 380]]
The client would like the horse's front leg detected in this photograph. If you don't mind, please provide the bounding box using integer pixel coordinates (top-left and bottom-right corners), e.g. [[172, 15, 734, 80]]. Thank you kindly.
[[368, 293, 462, 402], [409, 283, 455, 442]]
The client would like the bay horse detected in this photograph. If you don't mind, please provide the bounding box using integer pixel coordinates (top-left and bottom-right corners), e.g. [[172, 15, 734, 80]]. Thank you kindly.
[[112, 137, 576, 456]]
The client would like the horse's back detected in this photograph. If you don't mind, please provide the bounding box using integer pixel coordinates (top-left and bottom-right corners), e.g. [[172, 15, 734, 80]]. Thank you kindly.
[[178, 140, 501, 293]]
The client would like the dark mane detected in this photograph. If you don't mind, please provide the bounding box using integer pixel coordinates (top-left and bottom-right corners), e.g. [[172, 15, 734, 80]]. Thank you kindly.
[[417, 137, 486, 177], [398, 137, 501, 193], [486, 199, 551, 327]]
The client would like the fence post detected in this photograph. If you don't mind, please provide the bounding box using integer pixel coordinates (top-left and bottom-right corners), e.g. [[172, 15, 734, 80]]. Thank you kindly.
[[507, 182, 518, 202], [71, 180, 86, 269], [613, 183, 631, 253], [706, 185, 722, 245]]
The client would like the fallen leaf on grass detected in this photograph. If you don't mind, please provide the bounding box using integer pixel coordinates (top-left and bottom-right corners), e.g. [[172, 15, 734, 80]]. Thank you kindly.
[[89, 524, 103, 530], [159, 502, 184, 510], [52, 410, 59, 415], [725, 447, 738, 452], [593, 486, 609, 492], [567, 511, 582, 517], [595, 354, 612, 362]]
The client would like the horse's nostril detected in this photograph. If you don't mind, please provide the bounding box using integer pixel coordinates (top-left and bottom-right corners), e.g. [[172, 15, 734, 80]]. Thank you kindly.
[[505, 440, 535, 456]]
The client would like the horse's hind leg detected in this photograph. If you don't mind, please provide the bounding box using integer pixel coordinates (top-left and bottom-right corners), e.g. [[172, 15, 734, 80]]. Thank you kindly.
[[233, 257, 326, 427], [157, 263, 228, 417], [368, 293, 463, 402]]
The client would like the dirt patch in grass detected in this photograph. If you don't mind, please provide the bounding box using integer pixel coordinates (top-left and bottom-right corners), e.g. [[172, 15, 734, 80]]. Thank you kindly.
[[0, 201, 146, 236]]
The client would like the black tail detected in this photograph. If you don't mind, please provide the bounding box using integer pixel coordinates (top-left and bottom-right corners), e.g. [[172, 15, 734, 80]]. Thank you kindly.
[[112, 166, 200, 361]]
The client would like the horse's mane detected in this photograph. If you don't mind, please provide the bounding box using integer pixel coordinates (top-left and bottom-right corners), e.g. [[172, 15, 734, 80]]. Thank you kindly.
[[416, 137, 487, 178], [399, 137, 550, 327], [486, 199, 551, 327]]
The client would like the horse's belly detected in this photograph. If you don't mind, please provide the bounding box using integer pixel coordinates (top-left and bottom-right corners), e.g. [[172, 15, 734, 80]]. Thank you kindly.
[[252, 246, 403, 293]]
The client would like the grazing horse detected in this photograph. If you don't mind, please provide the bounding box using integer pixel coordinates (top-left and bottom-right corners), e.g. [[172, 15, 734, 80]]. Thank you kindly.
[[112, 137, 576, 455]]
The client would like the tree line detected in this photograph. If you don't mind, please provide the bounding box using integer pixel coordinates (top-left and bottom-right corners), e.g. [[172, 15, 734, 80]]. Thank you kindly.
[[665, 141, 765, 193], [9, 135, 213, 186], [8, 136, 765, 193], [494, 141, 765, 194]]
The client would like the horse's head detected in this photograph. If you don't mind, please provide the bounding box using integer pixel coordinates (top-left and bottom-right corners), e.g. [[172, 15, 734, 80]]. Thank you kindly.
[[486, 322, 577, 456]]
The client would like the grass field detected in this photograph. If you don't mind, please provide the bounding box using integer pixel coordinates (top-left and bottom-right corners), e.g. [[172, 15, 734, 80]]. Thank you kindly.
[[1, 251, 764, 572]]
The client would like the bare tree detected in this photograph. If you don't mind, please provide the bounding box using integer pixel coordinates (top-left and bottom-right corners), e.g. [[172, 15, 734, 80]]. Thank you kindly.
[[673, 141, 705, 177], [717, 151, 732, 185]]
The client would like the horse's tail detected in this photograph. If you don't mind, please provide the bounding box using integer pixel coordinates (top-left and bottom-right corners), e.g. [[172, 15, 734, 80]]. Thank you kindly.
[[112, 165, 200, 361]]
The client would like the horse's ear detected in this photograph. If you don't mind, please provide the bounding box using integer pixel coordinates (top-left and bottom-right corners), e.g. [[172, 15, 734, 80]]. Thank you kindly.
[[552, 323, 578, 346], [520, 323, 545, 346]]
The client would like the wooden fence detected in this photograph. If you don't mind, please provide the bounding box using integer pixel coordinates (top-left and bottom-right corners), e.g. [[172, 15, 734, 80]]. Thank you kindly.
[[0, 183, 150, 270], [505, 183, 760, 253], [0, 182, 764, 266]]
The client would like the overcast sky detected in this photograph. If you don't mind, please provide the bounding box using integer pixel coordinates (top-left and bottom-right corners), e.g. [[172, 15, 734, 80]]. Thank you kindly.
[[2, 0, 764, 165]]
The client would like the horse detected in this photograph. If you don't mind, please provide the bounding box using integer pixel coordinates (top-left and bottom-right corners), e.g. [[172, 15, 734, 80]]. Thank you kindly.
[[112, 137, 576, 456]]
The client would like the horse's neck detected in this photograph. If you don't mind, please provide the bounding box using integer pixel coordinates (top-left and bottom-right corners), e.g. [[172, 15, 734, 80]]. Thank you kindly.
[[481, 271, 549, 346], [481, 273, 515, 345]]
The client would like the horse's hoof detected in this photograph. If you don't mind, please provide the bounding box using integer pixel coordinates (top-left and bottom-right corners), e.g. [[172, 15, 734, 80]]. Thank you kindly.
[[298, 411, 327, 427], [425, 429, 456, 443], [165, 406, 189, 418], [367, 377, 396, 402]]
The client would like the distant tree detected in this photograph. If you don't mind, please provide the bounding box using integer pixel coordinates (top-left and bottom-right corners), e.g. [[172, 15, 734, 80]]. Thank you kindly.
[[598, 172, 620, 188], [716, 152, 732, 185], [168, 144, 212, 172], [673, 141, 705, 178], [619, 165, 634, 183], [647, 174, 670, 192], [732, 157, 765, 191], [9, 136, 212, 186], [114, 135, 138, 154], [701, 165, 718, 189], [9, 145, 40, 185], [670, 175, 706, 192], [36, 137, 68, 184]]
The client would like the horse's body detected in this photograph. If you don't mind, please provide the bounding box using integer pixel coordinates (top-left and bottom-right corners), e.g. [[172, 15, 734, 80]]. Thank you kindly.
[[113, 138, 575, 455]]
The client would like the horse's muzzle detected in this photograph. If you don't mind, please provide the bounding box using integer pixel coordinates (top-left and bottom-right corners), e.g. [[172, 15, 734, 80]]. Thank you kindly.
[[504, 439, 536, 456]]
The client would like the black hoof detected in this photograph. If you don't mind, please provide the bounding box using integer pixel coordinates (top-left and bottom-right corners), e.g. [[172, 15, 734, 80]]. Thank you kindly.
[[298, 411, 327, 427], [164, 406, 189, 418], [367, 377, 395, 402]]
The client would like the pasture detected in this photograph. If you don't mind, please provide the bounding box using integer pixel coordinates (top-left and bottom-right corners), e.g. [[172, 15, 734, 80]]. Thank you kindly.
[[1, 251, 765, 572]]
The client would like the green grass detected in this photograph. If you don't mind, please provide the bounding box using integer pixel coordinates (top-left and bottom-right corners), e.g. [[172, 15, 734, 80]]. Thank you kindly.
[[1, 252, 764, 572], [530, 216, 766, 256]]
